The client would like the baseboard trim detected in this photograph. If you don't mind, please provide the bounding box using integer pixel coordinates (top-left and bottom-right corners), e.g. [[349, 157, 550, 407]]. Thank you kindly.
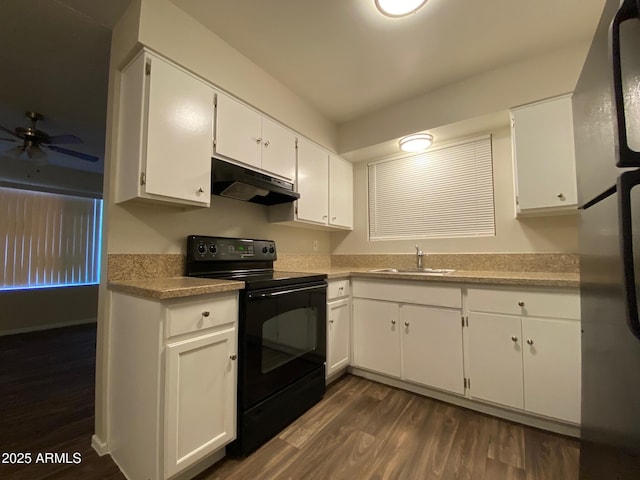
[[91, 434, 109, 456], [0, 318, 97, 336], [348, 367, 581, 438]]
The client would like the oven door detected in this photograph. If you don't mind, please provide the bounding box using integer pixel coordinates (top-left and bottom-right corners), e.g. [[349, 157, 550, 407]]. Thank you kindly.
[[241, 280, 326, 410]]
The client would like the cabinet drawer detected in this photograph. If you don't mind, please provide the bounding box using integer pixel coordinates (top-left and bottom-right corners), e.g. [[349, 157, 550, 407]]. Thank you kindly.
[[352, 279, 461, 308], [327, 279, 350, 300], [467, 287, 579, 320], [165, 292, 238, 338]]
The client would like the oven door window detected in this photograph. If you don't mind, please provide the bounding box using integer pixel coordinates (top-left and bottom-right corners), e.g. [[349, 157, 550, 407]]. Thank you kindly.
[[262, 307, 318, 373]]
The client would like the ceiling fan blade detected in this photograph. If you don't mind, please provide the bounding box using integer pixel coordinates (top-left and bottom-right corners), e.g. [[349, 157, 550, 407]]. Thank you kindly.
[[0, 137, 17, 142], [45, 134, 83, 145], [46, 145, 100, 163], [0, 124, 17, 137]]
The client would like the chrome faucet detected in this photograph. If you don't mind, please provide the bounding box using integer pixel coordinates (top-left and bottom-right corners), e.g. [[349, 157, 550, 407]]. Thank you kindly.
[[415, 245, 424, 269]]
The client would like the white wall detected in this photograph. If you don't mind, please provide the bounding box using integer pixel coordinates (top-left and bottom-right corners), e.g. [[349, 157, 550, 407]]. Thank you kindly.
[[331, 126, 578, 255], [337, 41, 590, 155]]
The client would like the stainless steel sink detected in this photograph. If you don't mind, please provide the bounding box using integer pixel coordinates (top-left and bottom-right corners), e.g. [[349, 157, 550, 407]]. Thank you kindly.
[[369, 268, 456, 275]]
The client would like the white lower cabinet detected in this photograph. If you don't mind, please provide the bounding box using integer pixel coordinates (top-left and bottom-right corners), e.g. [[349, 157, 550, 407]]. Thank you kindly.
[[109, 291, 238, 480], [352, 280, 464, 395], [466, 287, 581, 424], [327, 297, 351, 377], [164, 328, 236, 478]]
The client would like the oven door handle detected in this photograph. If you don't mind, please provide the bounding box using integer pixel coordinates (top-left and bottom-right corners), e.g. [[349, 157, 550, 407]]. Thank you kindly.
[[248, 284, 326, 299]]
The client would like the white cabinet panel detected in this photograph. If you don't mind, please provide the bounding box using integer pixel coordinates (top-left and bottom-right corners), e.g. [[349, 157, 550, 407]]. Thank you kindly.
[[467, 287, 580, 320], [297, 138, 329, 224], [329, 155, 353, 229], [327, 298, 351, 376], [402, 305, 464, 395], [215, 93, 262, 169], [522, 318, 581, 423], [116, 50, 214, 207], [512, 94, 577, 215], [352, 298, 401, 377], [261, 117, 296, 181], [164, 328, 236, 479], [352, 279, 462, 308], [467, 312, 524, 410]]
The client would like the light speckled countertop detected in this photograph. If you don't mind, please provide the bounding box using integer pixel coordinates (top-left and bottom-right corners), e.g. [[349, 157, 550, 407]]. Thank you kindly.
[[108, 267, 578, 300], [108, 277, 244, 300]]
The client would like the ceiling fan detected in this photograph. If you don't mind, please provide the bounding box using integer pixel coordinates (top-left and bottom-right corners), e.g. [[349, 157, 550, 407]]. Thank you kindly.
[[0, 111, 99, 164]]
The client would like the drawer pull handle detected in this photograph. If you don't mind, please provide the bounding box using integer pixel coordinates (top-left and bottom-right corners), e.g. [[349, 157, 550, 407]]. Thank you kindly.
[[518, 301, 525, 307], [511, 335, 518, 342], [526, 339, 534, 345], [230, 354, 237, 360], [202, 311, 211, 317]]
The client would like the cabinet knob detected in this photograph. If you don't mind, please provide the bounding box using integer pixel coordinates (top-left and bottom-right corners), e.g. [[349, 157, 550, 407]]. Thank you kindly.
[[329, 319, 334, 324], [391, 319, 396, 325], [518, 301, 525, 307], [404, 321, 410, 327], [527, 339, 534, 345], [197, 187, 205, 194], [331, 217, 336, 221], [230, 354, 237, 360], [511, 335, 518, 342], [256, 137, 262, 144], [322, 215, 328, 219], [264, 140, 270, 147], [557, 193, 565, 199], [202, 311, 210, 317]]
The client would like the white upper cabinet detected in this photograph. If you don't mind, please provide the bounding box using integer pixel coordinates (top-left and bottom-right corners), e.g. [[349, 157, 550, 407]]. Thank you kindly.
[[297, 137, 329, 224], [329, 155, 354, 229], [116, 49, 214, 207], [511, 94, 578, 216], [269, 140, 353, 230], [215, 92, 296, 181]]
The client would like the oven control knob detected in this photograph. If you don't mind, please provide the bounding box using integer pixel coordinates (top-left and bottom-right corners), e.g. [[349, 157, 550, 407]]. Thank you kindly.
[[208, 244, 218, 254], [262, 246, 268, 254], [196, 242, 206, 254], [269, 247, 275, 254]]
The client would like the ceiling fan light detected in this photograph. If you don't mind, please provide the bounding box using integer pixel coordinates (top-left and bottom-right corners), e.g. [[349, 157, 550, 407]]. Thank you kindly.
[[399, 133, 433, 152], [375, 0, 427, 17]]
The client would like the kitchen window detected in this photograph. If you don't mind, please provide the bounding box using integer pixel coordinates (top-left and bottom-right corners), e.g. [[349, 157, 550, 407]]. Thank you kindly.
[[368, 135, 495, 240], [0, 186, 102, 290]]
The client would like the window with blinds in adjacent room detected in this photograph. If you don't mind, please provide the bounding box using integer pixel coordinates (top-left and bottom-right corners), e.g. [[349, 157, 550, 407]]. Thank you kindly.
[[368, 135, 495, 240], [0, 186, 102, 290]]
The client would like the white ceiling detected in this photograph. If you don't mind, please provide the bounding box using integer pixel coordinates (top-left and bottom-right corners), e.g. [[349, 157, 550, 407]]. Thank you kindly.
[[172, 0, 606, 124]]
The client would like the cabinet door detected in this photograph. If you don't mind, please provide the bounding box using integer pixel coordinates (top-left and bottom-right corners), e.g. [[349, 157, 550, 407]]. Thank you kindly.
[[402, 305, 464, 395], [329, 155, 353, 229], [327, 298, 351, 377], [215, 93, 262, 169], [145, 54, 214, 204], [522, 318, 581, 423], [261, 117, 296, 181], [352, 299, 400, 377], [296, 138, 329, 224], [512, 95, 577, 213], [467, 312, 524, 409], [164, 328, 236, 478]]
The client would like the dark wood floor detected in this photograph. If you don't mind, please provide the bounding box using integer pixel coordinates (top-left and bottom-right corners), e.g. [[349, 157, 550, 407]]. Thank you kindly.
[[200, 375, 580, 480], [0, 324, 124, 480], [0, 325, 580, 480]]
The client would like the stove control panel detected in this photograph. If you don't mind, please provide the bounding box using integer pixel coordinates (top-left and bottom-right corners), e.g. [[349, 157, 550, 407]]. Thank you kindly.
[[187, 235, 276, 261]]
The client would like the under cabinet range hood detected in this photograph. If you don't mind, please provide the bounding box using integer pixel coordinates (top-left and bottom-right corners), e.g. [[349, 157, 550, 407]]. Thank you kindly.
[[211, 158, 300, 205]]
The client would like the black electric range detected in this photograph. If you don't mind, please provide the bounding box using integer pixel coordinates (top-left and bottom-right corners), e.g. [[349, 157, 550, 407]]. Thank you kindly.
[[186, 235, 327, 455]]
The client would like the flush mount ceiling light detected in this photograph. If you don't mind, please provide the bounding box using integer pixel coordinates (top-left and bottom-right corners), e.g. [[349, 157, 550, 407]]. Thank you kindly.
[[375, 0, 428, 17], [399, 133, 434, 152]]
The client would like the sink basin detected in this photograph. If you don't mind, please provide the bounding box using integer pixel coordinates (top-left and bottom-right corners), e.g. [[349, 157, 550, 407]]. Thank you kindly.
[[369, 268, 456, 275]]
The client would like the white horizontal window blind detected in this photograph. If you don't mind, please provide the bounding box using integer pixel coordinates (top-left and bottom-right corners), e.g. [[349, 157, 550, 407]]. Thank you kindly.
[[369, 136, 495, 240], [0, 187, 102, 290]]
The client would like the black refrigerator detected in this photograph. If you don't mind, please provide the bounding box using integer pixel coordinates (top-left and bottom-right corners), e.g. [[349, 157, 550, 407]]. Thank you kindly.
[[574, 0, 640, 478]]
